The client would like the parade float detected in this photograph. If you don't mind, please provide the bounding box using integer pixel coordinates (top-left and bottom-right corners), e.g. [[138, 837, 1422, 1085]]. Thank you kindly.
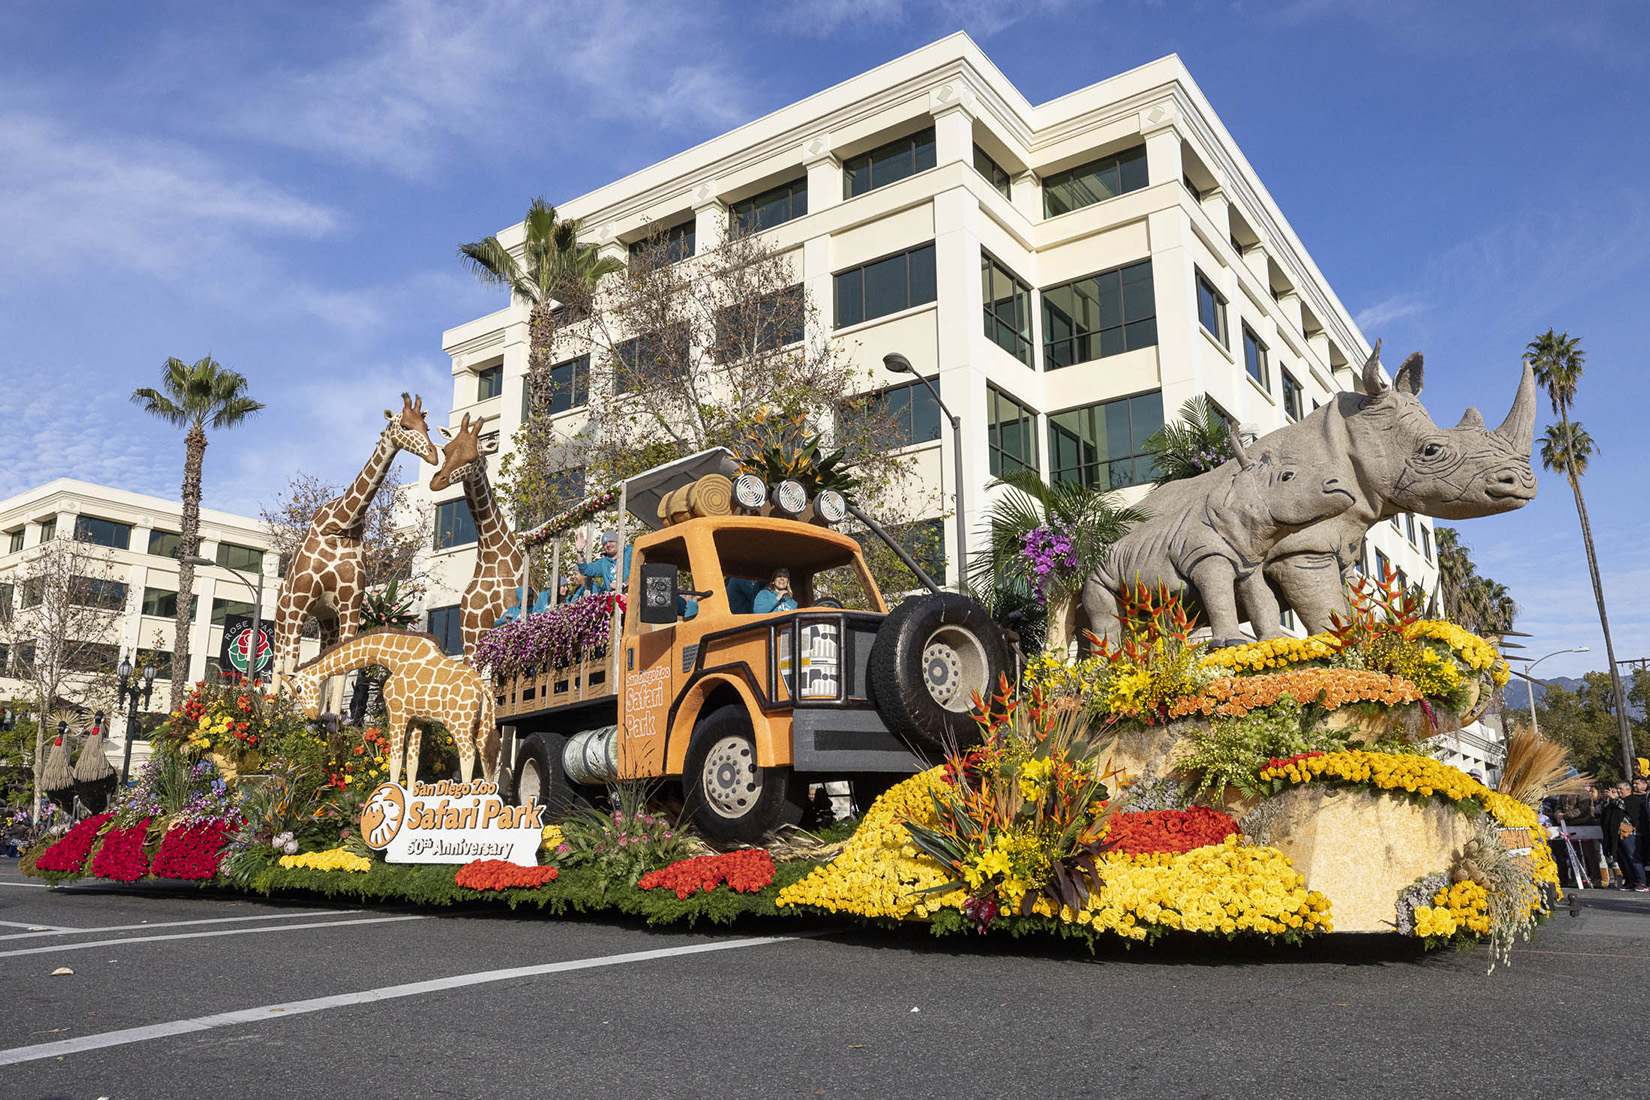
[[23, 347, 1567, 965]]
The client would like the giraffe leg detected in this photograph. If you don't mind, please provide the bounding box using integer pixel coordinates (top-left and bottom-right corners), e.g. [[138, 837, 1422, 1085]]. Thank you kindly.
[[384, 703, 404, 787], [404, 722, 422, 787]]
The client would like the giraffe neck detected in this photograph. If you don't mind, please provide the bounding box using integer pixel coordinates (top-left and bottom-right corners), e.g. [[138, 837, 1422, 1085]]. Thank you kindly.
[[335, 430, 400, 530], [312, 636, 402, 680], [462, 466, 521, 564]]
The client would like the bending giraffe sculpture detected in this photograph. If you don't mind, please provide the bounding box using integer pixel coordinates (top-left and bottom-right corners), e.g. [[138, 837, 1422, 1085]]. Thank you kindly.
[[272, 394, 439, 674], [430, 413, 525, 660], [275, 628, 498, 788]]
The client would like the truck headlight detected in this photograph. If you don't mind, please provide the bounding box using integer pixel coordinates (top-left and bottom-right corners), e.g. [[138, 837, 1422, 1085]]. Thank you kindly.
[[733, 474, 767, 510], [814, 489, 846, 524], [773, 479, 807, 515]]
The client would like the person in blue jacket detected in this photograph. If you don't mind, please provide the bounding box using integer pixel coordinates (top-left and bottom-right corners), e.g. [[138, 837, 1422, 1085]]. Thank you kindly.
[[571, 529, 631, 601], [753, 568, 798, 614]]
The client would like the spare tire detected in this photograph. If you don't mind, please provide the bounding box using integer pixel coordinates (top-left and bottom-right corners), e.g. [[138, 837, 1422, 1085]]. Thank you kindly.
[[867, 593, 1012, 754]]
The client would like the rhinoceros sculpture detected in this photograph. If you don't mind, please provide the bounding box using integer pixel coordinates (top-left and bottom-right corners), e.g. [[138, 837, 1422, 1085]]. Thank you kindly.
[[1084, 428, 1357, 647], [1083, 341, 1539, 642]]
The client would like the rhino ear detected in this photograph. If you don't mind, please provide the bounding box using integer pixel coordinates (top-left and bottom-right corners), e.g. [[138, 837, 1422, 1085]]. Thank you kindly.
[[1394, 353, 1423, 396]]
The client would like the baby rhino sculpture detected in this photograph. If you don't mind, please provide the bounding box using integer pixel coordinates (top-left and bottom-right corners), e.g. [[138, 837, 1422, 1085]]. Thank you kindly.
[[1084, 430, 1354, 648]]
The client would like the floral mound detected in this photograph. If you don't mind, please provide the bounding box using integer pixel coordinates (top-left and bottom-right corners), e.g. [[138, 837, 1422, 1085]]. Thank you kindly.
[[32, 813, 113, 874], [90, 818, 152, 882], [639, 850, 775, 899], [151, 820, 237, 880], [455, 860, 559, 891], [1103, 807, 1239, 855], [280, 847, 372, 873]]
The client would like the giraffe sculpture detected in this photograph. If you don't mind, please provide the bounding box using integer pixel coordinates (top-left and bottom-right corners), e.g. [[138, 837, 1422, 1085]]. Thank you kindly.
[[275, 628, 498, 788], [429, 412, 525, 660], [272, 394, 440, 674]]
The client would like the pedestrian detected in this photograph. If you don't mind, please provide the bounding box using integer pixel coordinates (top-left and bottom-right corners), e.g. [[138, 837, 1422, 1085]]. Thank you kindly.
[[1601, 782, 1648, 891]]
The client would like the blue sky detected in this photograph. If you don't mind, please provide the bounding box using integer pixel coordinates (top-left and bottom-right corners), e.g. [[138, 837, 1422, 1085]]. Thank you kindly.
[[1, 1, 1646, 680]]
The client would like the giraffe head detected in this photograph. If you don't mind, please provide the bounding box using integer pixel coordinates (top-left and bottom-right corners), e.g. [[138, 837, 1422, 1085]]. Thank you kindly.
[[271, 669, 321, 719], [383, 393, 440, 466], [430, 413, 499, 492]]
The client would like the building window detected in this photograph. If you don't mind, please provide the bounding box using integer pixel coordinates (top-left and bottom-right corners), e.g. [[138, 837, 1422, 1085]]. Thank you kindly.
[[982, 254, 1032, 365], [428, 605, 464, 657], [614, 327, 691, 394], [629, 219, 695, 267], [435, 500, 477, 551], [1196, 270, 1227, 347], [1282, 369, 1304, 421], [148, 529, 181, 558], [66, 643, 121, 674], [476, 364, 503, 401], [38, 518, 56, 542], [1375, 548, 1392, 582], [216, 543, 264, 573], [529, 355, 589, 417], [1281, 606, 1296, 631], [21, 578, 42, 608], [6, 529, 21, 553], [988, 386, 1038, 477], [0, 582, 13, 618], [1243, 326, 1269, 389], [140, 650, 173, 680], [210, 597, 254, 627], [1421, 526, 1433, 563], [73, 516, 131, 549], [1042, 146, 1148, 217], [973, 145, 1012, 199], [1042, 260, 1157, 370], [715, 286, 804, 361], [730, 177, 807, 235], [1390, 513, 1403, 531], [833, 244, 937, 328], [69, 576, 127, 610], [141, 588, 178, 618], [843, 380, 941, 450], [1405, 513, 1416, 544], [843, 128, 936, 199], [1048, 391, 1165, 490]]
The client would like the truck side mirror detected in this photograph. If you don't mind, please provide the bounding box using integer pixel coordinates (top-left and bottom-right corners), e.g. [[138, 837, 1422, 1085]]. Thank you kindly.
[[638, 563, 679, 625]]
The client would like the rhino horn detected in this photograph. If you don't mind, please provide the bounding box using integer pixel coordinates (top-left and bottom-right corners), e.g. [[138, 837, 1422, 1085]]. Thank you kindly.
[[1227, 424, 1251, 467], [1494, 362, 1538, 449], [1454, 406, 1485, 430], [1394, 352, 1423, 396], [1360, 339, 1386, 395]]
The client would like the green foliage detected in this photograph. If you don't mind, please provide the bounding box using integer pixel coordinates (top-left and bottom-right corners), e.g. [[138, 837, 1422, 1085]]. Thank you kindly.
[[556, 784, 694, 891], [361, 579, 420, 629], [1140, 395, 1238, 484], [1525, 671, 1633, 783], [1180, 699, 1336, 798], [737, 432, 862, 502]]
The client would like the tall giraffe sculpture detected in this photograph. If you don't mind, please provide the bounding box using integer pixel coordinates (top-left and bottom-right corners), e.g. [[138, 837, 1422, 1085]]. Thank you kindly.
[[275, 628, 498, 787], [429, 413, 525, 660], [272, 394, 440, 674]]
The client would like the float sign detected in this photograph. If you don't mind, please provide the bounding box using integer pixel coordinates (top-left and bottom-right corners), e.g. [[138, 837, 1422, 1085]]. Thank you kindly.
[[359, 779, 544, 867]]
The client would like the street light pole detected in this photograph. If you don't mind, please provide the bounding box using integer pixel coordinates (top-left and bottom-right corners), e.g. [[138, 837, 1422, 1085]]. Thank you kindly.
[[182, 554, 265, 685], [883, 352, 967, 592], [116, 654, 157, 785], [1524, 646, 1590, 739]]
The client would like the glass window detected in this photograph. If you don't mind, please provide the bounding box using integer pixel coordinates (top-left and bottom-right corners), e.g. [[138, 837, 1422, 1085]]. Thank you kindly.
[[1042, 146, 1148, 217], [476, 364, 503, 401], [614, 327, 691, 394], [1196, 270, 1227, 347], [0, 582, 13, 617], [1282, 369, 1304, 421], [843, 129, 936, 199], [428, 605, 464, 657], [842, 380, 941, 450], [973, 145, 1011, 199], [833, 244, 936, 328], [529, 355, 589, 417], [141, 588, 178, 618], [21, 578, 42, 608], [988, 386, 1037, 477], [210, 597, 254, 627], [216, 543, 264, 573], [6, 529, 22, 553], [435, 499, 477, 550], [138, 650, 173, 680], [629, 219, 695, 268], [1374, 548, 1391, 582], [69, 576, 127, 610], [1048, 391, 1165, 491], [148, 529, 181, 558], [1421, 525, 1433, 562], [981, 254, 1032, 366], [66, 643, 121, 674], [1405, 513, 1416, 544], [38, 518, 56, 542], [730, 177, 808, 235], [73, 516, 130, 549], [1243, 326, 1269, 389], [715, 286, 804, 361], [1041, 260, 1157, 369]]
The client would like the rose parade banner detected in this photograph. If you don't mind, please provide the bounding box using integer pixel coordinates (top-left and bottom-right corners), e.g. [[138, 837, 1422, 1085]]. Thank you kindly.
[[360, 779, 544, 867]]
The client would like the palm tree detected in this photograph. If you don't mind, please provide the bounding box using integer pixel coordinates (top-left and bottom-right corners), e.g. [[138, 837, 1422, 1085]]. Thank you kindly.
[[131, 357, 264, 710], [1527, 328, 1634, 775], [1433, 526, 1473, 620], [458, 197, 624, 388], [971, 469, 1146, 655], [1141, 395, 1241, 484]]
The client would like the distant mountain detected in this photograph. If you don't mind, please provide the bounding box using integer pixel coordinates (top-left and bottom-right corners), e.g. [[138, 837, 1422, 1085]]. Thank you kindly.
[[1503, 675, 1643, 719]]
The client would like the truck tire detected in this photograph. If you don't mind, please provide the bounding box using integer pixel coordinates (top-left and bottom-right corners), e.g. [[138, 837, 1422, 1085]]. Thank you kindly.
[[513, 733, 593, 821], [868, 593, 1011, 754], [683, 705, 798, 844]]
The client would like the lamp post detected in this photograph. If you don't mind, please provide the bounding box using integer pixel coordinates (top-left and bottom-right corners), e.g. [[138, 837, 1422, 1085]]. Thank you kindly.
[[182, 553, 265, 685], [116, 654, 157, 785], [1524, 646, 1590, 739], [883, 352, 967, 591]]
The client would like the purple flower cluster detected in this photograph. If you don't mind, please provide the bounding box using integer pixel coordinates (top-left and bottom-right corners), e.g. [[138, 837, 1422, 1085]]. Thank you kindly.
[[473, 594, 619, 678], [1021, 526, 1078, 605], [111, 757, 239, 829]]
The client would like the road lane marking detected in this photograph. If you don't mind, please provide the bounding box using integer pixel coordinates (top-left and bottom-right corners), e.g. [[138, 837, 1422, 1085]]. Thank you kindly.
[[0, 910, 352, 942], [0, 920, 82, 932], [0, 881, 48, 888], [0, 915, 425, 958], [0, 934, 800, 1065]]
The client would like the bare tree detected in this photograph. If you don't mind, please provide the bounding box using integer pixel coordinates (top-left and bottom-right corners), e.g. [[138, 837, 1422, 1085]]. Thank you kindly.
[[261, 465, 432, 591]]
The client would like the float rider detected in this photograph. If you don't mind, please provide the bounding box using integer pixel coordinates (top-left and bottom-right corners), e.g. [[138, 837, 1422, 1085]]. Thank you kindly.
[[571, 529, 631, 602], [753, 568, 798, 614]]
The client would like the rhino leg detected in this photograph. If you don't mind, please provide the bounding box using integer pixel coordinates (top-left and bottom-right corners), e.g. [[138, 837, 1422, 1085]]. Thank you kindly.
[[1080, 575, 1121, 648], [1187, 558, 1245, 648], [1237, 569, 1288, 641], [1264, 552, 1351, 634]]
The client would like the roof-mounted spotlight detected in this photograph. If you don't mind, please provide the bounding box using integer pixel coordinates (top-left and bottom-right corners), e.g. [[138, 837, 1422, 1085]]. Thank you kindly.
[[773, 479, 808, 515], [814, 489, 847, 524], [733, 474, 767, 510]]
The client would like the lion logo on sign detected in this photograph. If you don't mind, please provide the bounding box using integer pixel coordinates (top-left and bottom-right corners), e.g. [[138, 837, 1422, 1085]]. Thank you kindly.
[[360, 783, 407, 850]]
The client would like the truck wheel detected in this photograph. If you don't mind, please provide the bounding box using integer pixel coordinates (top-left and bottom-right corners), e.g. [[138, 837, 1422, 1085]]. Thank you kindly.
[[683, 706, 798, 844], [513, 733, 592, 820], [868, 593, 1012, 754]]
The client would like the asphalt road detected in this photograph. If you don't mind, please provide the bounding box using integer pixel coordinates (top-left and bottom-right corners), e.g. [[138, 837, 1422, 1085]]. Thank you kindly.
[[2, 858, 1645, 1100]]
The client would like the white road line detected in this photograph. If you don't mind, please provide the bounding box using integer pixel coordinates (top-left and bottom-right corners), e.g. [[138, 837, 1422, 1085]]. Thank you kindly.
[[0, 914, 425, 958], [0, 935, 800, 1066], [0, 910, 351, 942], [0, 881, 48, 888], [0, 920, 82, 932]]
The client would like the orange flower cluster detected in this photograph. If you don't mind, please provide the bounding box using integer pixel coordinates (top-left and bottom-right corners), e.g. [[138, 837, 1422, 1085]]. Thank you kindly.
[[1168, 668, 1423, 719], [637, 849, 776, 899], [453, 860, 559, 891]]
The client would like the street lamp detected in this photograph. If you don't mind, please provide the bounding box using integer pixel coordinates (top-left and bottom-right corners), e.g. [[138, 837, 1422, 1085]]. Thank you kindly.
[[116, 653, 157, 785], [1523, 646, 1589, 739], [883, 352, 967, 591], [181, 553, 266, 685]]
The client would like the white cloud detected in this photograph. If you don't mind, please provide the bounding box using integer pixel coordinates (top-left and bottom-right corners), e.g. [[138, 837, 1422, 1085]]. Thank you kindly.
[[1353, 293, 1427, 331]]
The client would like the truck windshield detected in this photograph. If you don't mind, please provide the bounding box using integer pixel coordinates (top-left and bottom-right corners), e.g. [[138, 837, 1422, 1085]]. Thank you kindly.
[[712, 527, 874, 612]]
